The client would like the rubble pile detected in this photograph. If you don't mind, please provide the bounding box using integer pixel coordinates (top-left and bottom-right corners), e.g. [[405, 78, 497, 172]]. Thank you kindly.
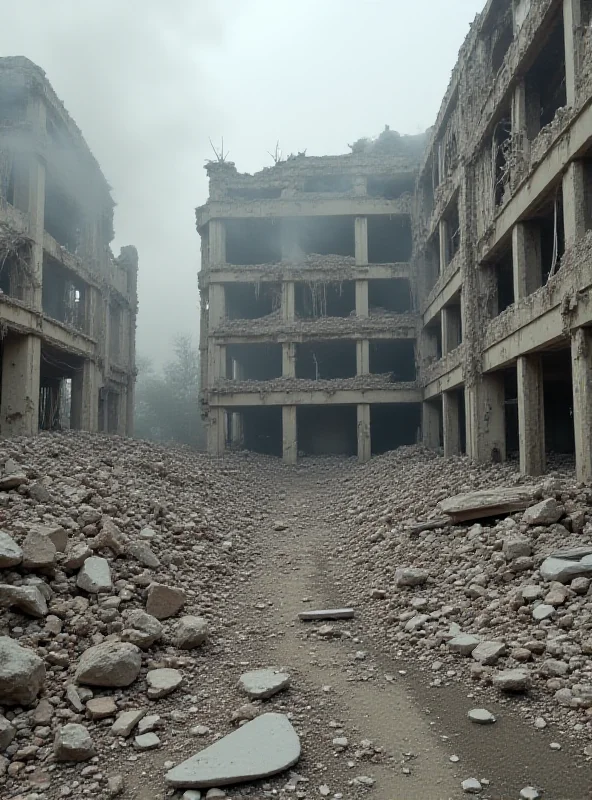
[[324, 446, 592, 738]]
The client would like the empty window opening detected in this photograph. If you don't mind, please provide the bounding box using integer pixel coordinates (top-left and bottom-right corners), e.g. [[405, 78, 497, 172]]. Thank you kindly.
[[0, 236, 33, 301], [39, 346, 81, 431], [226, 343, 282, 381], [544, 348, 574, 456], [367, 175, 415, 199], [226, 219, 281, 265], [525, 13, 566, 134], [283, 216, 355, 259], [303, 175, 353, 193], [107, 390, 120, 434], [109, 303, 122, 361], [442, 301, 463, 354], [227, 187, 282, 200], [295, 281, 355, 318], [495, 246, 514, 313], [297, 405, 357, 457], [368, 279, 412, 313], [420, 161, 435, 217], [504, 366, 519, 458], [425, 319, 442, 362], [424, 396, 443, 447], [492, 114, 512, 207], [490, 1, 513, 74], [371, 403, 421, 455], [442, 197, 461, 264], [225, 283, 281, 320], [368, 216, 412, 263], [537, 188, 565, 282], [0, 85, 26, 124], [296, 341, 356, 379], [237, 406, 282, 457], [369, 340, 416, 380], [42, 255, 87, 331], [44, 173, 82, 252]]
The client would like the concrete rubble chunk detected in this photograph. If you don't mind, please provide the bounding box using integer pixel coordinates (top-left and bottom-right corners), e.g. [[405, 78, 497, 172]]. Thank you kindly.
[[174, 615, 209, 649], [502, 536, 532, 560], [471, 641, 506, 665], [90, 518, 128, 556], [394, 567, 428, 587], [0, 714, 16, 749], [0, 636, 45, 705], [135, 732, 160, 749], [461, 778, 482, 794], [551, 545, 592, 560], [121, 609, 163, 649], [86, 696, 117, 719], [146, 667, 183, 699], [111, 708, 147, 737], [493, 668, 531, 692], [522, 498, 563, 525], [21, 530, 56, 570], [532, 604, 555, 621], [137, 714, 161, 735], [0, 531, 23, 568], [63, 542, 92, 570], [146, 582, 186, 619], [448, 634, 480, 656], [439, 486, 539, 523], [540, 556, 592, 584], [238, 668, 291, 700], [166, 712, 300, 788], [77, 556, 113, 593], [520, 789, 541, 800], [298, 608, 354, 621], [128, 541, 160, 568], [28, 523, 68, 552], [54, 723, 96, 761], [0, 470, 27, 490], [75, 641, 142, 687], [467, 708, 496, 725], [0, 584, 48, 617], [28, 481, 51, 503]]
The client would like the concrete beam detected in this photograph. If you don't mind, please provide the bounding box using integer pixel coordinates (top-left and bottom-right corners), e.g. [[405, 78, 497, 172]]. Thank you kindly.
[[423, 362, 464, 399], [211, 316, 419, 344], [357, 404, 371, 462], [209, 387, 422, 407], [282, 405, 297, 464], [205, 264, 413, 284], [517, 354, 546, 475], [0, 334, 40, 436], [423, 267, 462, 326], [571, 326, 592, 482]]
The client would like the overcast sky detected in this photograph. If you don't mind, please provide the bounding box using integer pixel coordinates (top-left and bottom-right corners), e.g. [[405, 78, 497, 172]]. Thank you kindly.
[[0, 0, 484, 367]]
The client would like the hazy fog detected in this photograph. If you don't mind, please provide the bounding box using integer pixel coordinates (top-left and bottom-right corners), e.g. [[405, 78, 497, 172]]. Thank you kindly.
[[0, 0, 484, 367]]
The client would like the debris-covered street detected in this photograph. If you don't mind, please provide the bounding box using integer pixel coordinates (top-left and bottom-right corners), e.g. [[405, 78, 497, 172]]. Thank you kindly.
[[0, 434, 591, 800]]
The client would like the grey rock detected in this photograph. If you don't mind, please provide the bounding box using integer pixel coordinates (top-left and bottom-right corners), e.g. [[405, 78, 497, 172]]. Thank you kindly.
[[0, 531, 22, 568], [121, 610, 163, 649], [394, 567, 428, 587], [523, 498, 563, 526], [540, 658, 568, 677], [0, 584, 47, 617], [405, 613, 429, 632], [90, 519, 128, 556], [86, 696, 117, 719], [146, 668, 183, 699], [532, 604, 555, 621], [467, 709, 496, 725], [107, 775, 125, 797], [551, 545, 592, 559], [146, 582, 185, 619], [540, 556, 592, 584], [521, 585, 543, 602], [28, 523, 67, 552], [28, 481, 51, 503], [75, 641, 142, 687], [135, 732, 160, 750], [448, 634, 480, 656], [502, 536, 532, 560], [0, 714, 16, 748], [183, 792, 202, 800], [54, 723, 96, 762], [77, 556, 112, 593], [63, 543, 92, 570], [0, 636, 45, 705], [128, 541, 160, 568], [571, 576, 591, 594], [66, 684, 85, 712], [493, 668, 531, 692], [471, 641, 506, 665], [298, 608, 354, 621], [0, 471, 27, 490], [165, 712, 300, 788], [175, 615, 209, 649], [238, 669, 291, 700], [520, 789, 541, 800], [21, 530, 56, 570], [31, 698, 54, 725], [461, 778, 482, 794], [111, 708, 147, 737], [205, 791, 225, 799], [137, 714, 161, 734], [544, 584, 569, 606]]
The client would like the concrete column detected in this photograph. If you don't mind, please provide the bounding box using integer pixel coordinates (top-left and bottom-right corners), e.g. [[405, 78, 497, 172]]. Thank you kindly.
[[422, 399, 441, 449], [282, 342, 296, 377], [282, 405, 297, 464], [282, 281, 295, 322], [126, 374, 135, 437], [465, 372, 506, 463], [231, 412, 244, 449], [209, 220, 226, 264], [353, 176, 367, 196], [24, 95, 46, 311], [209, 283, 225, 328], [356, 339, 370, 375], [438, 219, 448, 272], [437, 140, 445, 185], [571, 326, 592, 481], [0, 335, 41, 436], [512, 78, 539, 141], [512, 222, 542, 300], [357, 403, 371, 462], [355, 280, 369, 318], [354, 217, 368, 266], [517, 355, 545, 476], [70, 359, 100, 432], [442, 390, 461, 457], [563, 161, 586, 248], [441, 306, 461, 355], [208, 343, 226, 381], [563, 0, 582, 107], [207, 408, 226, 455]]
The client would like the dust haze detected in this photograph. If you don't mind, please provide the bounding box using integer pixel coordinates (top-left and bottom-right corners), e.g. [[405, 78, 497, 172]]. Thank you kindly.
[[0, 0, 483, 366]]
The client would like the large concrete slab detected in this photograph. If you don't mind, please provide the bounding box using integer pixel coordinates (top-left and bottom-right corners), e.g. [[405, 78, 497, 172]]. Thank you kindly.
[[438, 487, 539, 523]]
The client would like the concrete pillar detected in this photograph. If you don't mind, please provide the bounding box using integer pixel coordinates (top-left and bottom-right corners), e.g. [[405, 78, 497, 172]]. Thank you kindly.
[[357, 403, 371, 462], [465, 372, 506, 463], [512, 78, 539, 141], [23, 95, 46, 310], [209, 283, 225, 328], [207, 408, 226, 455], [0, 335, 41, 436], [563, 161, 586, 248], [231, 412, 244, 449], [571, 326, 592, 482], [353, 175, 367, 196], [282, 281, 295, 322], [441, 306, 461, 355], [355, 217, 368, 266], [442, 390, 461, 457], [563, 0, 582, 107], [517, 355, 545, 476], [422, 399, 441, 449], [126, 374, 135, 437], [512, 222, 542, 300], [208, 343, 226, 381], [438, 219, 448, 273], [282, 405, 297, 464], [356, 339, 370, 375], [209, 220, 226, 264], [282, 342, 296, 377], [70, 359, 100, 432], [355, 280, 369, 318]]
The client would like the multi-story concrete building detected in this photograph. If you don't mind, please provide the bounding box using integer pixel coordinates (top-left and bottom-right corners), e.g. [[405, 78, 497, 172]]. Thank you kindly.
[[199, 0, 592, 483], [0, 57, 137, 436]]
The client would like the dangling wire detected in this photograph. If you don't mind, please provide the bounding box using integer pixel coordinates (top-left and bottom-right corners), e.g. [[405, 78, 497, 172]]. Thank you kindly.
[[547, 187, 560, 282]]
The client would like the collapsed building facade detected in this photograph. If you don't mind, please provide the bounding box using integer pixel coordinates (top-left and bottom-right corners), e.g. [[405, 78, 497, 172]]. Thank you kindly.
[[0, 57, 137, 436], [199, 0, 592, 482]]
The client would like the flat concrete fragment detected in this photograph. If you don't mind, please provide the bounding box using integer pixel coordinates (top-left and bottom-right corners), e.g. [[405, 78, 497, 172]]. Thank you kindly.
[[165, 712, 300, 788], [550, 545, 592, 560], [238, 669, 291, 699], [540, 557, 592, 584], [298, 608, 354, 621], [111, 708, 147, 737], [77, 556, 112, 593], [0, 584, 47, 617], [0, 531, 23, 568], [493, 668, 531, 692], [448, 634, 480, 656], [467, 708, 496, 725], [146, 668, 183, 699], [471, 641, 506, 665], [135, 732, 160, 749], [438, 487, 539, 523], [532, 604, 555, 621]]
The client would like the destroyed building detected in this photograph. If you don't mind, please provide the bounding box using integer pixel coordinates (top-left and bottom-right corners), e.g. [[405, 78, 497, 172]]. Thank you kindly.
[[0, 57, 137, 435], [199, 0, 592, 482]]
